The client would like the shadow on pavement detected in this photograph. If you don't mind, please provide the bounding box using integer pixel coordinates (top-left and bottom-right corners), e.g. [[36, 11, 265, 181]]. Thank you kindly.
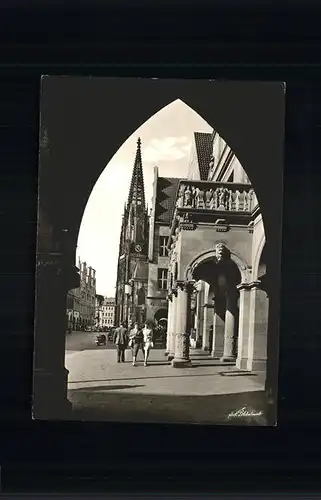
[[190, 362, 236, 368], [218, 371, 258, 377], [70, 384, 145, 392], [67, 389, 269, 426], [68, 372, 228, 385]]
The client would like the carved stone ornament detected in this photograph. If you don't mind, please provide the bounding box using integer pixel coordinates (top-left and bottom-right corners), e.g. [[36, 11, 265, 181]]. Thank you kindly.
[[175, 332, 190, 360], [214, 243, 231, 263], [215, 218, 230, 233], [176, 182, 255, 212], [176, 280, 195, 294]]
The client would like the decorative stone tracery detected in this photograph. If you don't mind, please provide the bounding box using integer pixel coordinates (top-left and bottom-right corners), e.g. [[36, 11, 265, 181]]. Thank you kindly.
[[176, 182, 256, 212]]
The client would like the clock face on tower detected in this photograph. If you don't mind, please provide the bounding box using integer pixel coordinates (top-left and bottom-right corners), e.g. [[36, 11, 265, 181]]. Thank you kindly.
[[135, 244, 142, 253]]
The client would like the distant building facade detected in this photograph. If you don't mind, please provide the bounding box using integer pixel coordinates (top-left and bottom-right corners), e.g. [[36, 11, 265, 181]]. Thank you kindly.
[[66, 259, 96, 330], [96, 296, 116, 328]]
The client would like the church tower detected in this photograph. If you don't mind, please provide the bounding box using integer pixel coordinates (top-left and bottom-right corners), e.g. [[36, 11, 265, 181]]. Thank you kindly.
[[115, 138, 149, 327]]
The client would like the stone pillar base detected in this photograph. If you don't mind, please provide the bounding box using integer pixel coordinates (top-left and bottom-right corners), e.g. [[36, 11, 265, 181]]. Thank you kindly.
[[211, 351, 223, 359], [33, 367, 72, 420], [167, 354, 174, 361], [236, 358, 249, 370], [202, 346, 210, 352], [220, 356, 236, 363], [247, 359, 267, 371], [172, 358, 192, 368]]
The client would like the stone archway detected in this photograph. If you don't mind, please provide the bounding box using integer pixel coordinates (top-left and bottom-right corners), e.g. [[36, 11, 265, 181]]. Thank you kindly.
[[154, 308, 168, 324], [185, 247, 250, 285], [187, 246, 243, 361], [34, 79, 284, 418]]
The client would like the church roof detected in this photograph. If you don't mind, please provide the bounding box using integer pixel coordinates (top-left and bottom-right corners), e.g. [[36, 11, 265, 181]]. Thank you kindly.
[[127, 137, 146, 208], [155, 176, 181, 225], [194, 132, 213, 180]]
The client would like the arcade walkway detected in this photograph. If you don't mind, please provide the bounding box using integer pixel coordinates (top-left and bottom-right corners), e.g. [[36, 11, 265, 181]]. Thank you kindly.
[[65, 347, 267, 425]]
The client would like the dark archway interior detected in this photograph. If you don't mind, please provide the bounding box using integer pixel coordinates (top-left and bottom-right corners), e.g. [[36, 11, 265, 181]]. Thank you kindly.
[[258, 244, 268, 294], [137, 287, 145, 306], [192, 257, 241, 294], [193, 257, 241, 357], [154, 308, 168, 322], [193, 257, 241, 323]]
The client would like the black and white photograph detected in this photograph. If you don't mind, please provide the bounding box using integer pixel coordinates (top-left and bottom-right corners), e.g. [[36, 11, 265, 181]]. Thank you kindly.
[[33, 77, 285, 425]]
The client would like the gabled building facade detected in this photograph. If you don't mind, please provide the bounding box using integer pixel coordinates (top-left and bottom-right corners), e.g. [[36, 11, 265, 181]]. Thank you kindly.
[[146, 167, 180, 330], [96, 296, 116, 329], [66, 259, 96, 330]]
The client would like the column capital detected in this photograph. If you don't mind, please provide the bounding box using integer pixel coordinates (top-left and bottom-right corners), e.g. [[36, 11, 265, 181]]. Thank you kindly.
[[176, 280, 195, 293], [237, 280, 262, 291]]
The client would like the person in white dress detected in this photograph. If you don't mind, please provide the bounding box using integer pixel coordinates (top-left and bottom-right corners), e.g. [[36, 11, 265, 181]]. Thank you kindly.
[[142, 322, 154, 366]]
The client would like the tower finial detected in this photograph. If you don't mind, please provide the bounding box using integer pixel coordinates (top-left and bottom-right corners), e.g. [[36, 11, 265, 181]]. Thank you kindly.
[[126, 137, 145, 208]]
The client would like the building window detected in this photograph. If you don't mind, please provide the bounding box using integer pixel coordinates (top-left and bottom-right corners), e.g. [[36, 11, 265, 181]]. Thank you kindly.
[[158, 268, 168, 290], [159, 236, 168, 257]]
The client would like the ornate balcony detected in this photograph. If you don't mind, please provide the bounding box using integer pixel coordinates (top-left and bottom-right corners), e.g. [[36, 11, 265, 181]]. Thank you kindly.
[[168, 180, 260, 243], [176, 180, 258, 212]]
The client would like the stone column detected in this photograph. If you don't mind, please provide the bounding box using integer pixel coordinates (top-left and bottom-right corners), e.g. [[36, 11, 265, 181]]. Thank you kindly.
[[247, 282, 269, 371], [33, 253, 76, 419], [220, 290, 238, 362], [172, 281, 193, 368], [165, 296, 173, 356], [167, 291, 177, 361], [202, 305, 213, 351], [211, 305, 225, 358], [195, 288, 203, 347], [235, 283, 252, 369]]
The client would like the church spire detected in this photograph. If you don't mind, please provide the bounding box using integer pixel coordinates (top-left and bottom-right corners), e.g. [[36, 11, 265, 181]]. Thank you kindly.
[[127, 137, 145, 209]]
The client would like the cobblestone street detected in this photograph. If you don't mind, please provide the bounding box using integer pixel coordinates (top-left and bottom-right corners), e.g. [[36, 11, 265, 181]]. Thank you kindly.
[[65, 333, 267, 425]]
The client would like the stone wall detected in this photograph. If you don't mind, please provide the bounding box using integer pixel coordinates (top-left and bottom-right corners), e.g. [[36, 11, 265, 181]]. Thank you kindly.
[[147, 223, 169, 323], [147, 262, 167, 300], [251, 215, 265, 279], [253, 289, 269, 361]]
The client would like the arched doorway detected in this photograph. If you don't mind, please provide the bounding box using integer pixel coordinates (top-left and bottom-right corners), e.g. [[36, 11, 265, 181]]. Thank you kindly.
[[154, 308, 168, 347], [34, 79, 284, 418], [190, 249, 242, 362]]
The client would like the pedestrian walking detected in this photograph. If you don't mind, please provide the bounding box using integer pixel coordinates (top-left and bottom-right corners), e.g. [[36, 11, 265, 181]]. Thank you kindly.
[[128, 322, 144, 366], [142, 321, 154, 366], [113, 322, 128, 363]]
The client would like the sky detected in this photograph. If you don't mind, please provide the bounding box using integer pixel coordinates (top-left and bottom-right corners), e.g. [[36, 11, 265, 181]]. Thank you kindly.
[[76, 99, 213, 297]]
